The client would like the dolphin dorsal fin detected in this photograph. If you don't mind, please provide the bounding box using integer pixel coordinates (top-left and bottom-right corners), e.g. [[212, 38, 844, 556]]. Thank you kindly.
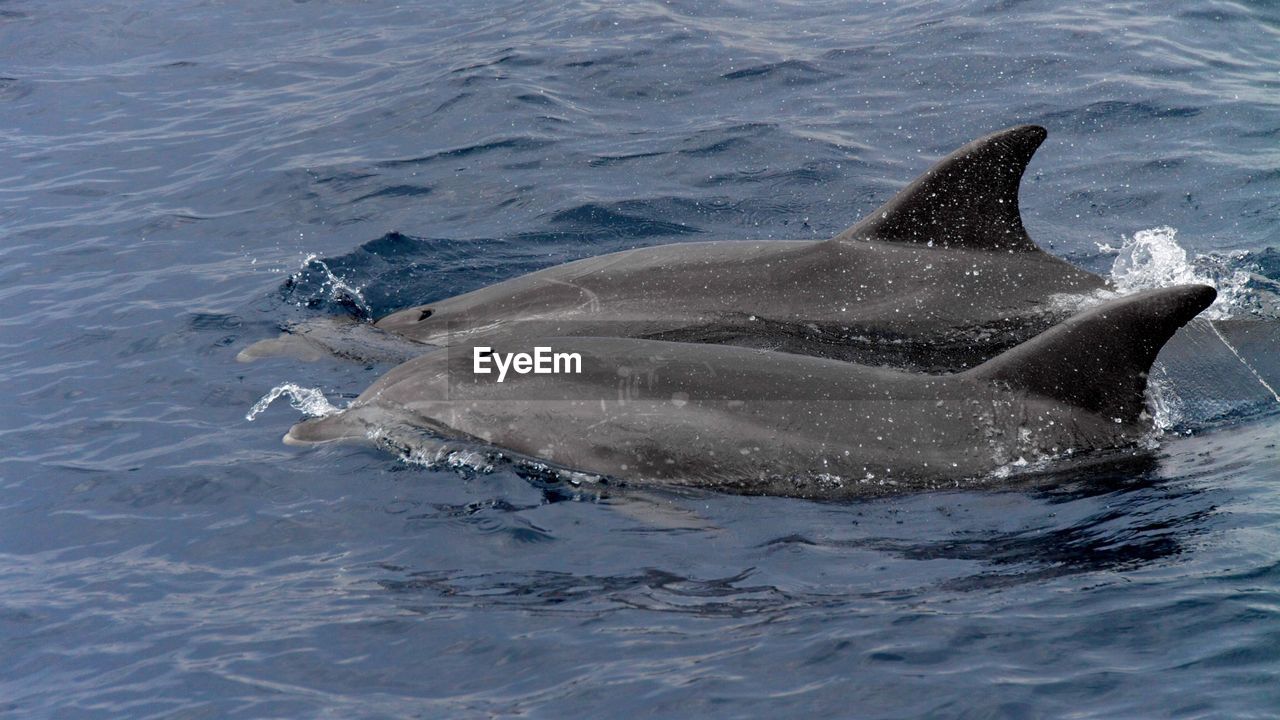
[[834, 125, 1047, 251], [969, 285, 1217, 423]]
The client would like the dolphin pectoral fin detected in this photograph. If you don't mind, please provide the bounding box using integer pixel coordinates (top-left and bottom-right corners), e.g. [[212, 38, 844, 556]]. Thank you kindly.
[[969, 284, 1218, 424], [835, 124, 1047, 252]]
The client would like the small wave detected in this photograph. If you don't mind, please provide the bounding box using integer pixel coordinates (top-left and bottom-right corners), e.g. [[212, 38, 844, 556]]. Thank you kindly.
[[351, 184, 434, 202], [1037, 101, 1202, 127], [544, 202, 702, 238], [376, 137, 554, 168], [720, 60, 832, 85], [245, 384, 341, 421], [588, 150, 667, 167], [0, 76, 31, 101]]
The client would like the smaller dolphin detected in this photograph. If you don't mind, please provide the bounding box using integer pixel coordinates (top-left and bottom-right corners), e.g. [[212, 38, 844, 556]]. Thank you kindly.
[[284, 285, 1216, 499]]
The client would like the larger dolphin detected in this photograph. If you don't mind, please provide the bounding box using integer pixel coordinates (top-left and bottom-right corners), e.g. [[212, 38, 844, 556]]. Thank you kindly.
[[243, 125, 1108, 372], [284, 285, 1216, 499]]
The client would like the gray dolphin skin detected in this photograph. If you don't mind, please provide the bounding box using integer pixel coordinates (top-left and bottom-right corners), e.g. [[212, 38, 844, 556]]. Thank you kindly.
[[244, 125, 1107, 372], [285, 285, 1215, 500]]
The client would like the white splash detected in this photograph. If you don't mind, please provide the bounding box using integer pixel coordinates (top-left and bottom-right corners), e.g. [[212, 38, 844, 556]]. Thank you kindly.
[[1105, 226, 1250, 320], [1103, 226, 1279, 428], [1144, 365, 1186, 434], [245, 383, 341, 421], [403, 444, 495, 474], [364, 426, 497, 473], [295, 252, 372, 316]]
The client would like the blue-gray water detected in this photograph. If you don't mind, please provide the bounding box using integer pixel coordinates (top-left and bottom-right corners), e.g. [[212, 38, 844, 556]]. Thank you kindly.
[[2, 1, 1279, 717]]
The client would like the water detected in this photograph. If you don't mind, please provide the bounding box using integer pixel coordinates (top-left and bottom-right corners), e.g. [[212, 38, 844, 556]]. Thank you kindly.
[[2, 1, 1279, 716]]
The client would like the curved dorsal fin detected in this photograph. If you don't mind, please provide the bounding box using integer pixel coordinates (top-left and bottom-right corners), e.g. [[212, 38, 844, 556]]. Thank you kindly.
[[834, 125, 1047, 251], [969, 285, 1217, 423]]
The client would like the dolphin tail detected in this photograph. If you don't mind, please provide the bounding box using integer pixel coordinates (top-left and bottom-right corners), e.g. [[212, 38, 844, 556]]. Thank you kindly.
[[834, 124, 1047, 251], [968, 285, 1217, 424]]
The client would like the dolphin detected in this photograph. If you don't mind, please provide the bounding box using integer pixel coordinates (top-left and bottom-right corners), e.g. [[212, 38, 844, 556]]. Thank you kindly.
[[242, 125, 1108, 372], [282, 284, 1216, 500]]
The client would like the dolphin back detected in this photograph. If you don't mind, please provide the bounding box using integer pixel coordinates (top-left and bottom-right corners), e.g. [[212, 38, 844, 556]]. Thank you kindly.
[[969, 285, 1218, 424], [835, 125, 1047, 251]]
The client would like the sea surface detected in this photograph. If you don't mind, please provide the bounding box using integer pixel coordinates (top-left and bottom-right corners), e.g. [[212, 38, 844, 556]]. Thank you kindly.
[[2, 1, 1279, 717]]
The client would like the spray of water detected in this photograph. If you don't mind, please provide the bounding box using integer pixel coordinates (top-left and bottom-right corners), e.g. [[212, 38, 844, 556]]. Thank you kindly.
[[1145, 365, 1186, 434], [1103, 226, 1280, 430], [363, 426, 497, 473], [294, 252, 373, 317], [1106, 226, 1250, 319], [245, 383, 341, 421]]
